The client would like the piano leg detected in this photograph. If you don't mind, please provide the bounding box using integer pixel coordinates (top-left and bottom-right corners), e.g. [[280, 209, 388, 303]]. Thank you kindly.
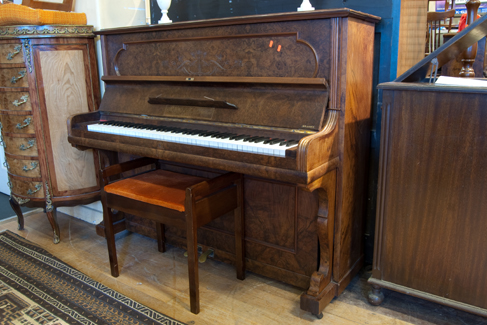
[[300, 169, 337, 318]]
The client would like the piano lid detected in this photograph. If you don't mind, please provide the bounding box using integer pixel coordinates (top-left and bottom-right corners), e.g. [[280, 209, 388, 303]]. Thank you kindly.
[[396, 13, 487, 83], [95, 8, 380, 36]]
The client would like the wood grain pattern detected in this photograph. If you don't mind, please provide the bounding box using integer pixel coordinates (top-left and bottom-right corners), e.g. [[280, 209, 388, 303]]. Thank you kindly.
[[0, 113, 35, 134], [69, 10, 378, 316], [0, 30, 101, 243], [0, 91, 32, 111], [335, 17, 374, 288], [0, 68, 28, 87], [113, 33, 318, 78], [370, 83, 487, 316], [2, 134, 38, 156], [5, 155, 41, 178], [0, 42, 24, 64], [37, 49, 97, 192], [9, 175, 44, 199]]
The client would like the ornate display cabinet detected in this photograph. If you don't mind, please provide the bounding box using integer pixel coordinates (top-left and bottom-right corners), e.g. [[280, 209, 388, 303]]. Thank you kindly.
[[0, 25, 101, 243]]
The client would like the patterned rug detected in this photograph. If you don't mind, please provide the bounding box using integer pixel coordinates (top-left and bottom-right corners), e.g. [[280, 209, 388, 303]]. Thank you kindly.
[[0, 230, 185, 325]]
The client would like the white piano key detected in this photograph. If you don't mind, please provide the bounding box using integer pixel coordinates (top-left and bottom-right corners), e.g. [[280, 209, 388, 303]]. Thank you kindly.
[[87, 123, 298, 157]]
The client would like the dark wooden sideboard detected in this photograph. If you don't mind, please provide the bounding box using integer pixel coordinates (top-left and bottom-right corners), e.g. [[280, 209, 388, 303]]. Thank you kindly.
[[368, 15, 487, 317]]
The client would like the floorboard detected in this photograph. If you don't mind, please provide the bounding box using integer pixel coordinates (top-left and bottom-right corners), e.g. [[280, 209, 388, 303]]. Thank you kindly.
[[1, 212, 486, 325]]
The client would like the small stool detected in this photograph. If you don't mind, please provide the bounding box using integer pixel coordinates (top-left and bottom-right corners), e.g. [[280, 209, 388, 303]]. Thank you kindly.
[[99, 157, 245, 314]]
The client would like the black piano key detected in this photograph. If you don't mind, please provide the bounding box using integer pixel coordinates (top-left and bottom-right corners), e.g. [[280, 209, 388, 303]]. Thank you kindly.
[[243, 136, 261, 142], [230, 134, 248, 140], [264, 138, 282, 144], [252, 137, 270, 143], [286, 140, 299, 147], [217, 133, 237, 139], [200, 132, 217, 137], [278, 139, 299, 146], [215, 133, 230, 139]]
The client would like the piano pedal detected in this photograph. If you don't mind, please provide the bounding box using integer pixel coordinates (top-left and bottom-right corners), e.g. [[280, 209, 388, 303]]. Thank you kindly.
[[183, 245, 215, 263], [198, 248, 215, 263]]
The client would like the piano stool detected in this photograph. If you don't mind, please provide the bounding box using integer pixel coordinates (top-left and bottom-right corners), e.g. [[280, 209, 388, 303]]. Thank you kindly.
[[99, 157, 245, 314]]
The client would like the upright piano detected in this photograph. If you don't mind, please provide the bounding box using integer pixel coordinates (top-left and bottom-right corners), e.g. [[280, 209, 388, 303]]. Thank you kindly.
[[68, 9, 379, 316]]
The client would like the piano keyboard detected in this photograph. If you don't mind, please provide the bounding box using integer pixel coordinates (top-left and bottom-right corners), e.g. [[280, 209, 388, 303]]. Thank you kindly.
[[87, 122, 299, 157]]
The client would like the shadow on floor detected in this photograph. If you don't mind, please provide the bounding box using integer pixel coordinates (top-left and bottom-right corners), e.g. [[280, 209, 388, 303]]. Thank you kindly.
[[0, 193, 35, 221]]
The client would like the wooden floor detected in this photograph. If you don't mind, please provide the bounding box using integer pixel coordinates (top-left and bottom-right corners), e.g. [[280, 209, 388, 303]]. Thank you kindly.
[[1, 211, 486, 325]]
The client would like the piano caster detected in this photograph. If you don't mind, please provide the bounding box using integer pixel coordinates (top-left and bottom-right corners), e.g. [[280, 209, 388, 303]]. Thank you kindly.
[[184, 246, 214, 263], [367, 285, 384, 306], [53, 233, 60, 244], [315, 312, 323, 319]]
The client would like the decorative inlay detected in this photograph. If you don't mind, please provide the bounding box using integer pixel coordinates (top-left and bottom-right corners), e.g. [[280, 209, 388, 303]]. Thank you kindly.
[[45, 182, 53, 212], [113, 32, 319, 78], [176, 50, 235, 76], [0, 25, 94, 38], [21, 39, 33, 73], [12, 195, 30, 205], [0, 122, 4, 148]]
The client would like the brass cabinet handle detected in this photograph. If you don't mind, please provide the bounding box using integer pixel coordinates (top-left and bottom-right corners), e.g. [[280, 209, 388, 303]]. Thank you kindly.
[[7, 45, 22, 60], [22, 161, 38, 172], [27, 183, 42, 195], [10, 70, 26, 84], [12, 95, 29, 107], [19, 139, 35, 150], [16, 117, 31, 129]]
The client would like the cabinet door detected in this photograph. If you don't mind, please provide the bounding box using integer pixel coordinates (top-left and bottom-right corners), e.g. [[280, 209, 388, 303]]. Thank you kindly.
[[32, 41, 100, 197]]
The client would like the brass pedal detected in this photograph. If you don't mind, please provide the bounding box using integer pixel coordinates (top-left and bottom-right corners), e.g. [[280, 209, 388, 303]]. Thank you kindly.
[[183, 246, 214, 263], [198, 248, 214, 263]]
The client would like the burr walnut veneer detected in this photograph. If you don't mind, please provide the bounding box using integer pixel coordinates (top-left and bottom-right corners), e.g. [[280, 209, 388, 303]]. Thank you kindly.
[[0, 25, 101, 243], [68, 9, 379, 316]]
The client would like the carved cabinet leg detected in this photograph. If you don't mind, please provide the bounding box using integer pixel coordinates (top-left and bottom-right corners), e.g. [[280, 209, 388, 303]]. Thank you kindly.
[[368, 284, 385, 306], [46, 207, 60, 244], [300, 169, 337, 317], [9, 197, 24, 230]]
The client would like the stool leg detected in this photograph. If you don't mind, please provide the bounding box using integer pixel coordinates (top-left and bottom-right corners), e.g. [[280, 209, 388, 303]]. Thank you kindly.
[[156, 222, 166, 253], [103, 203, 119, 277], [235, 177, 245, 280], [186, 210, 200, 314]]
